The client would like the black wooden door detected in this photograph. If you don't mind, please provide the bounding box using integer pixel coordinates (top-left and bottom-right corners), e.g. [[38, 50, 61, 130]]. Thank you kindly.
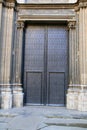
[[24, 25, 68, 106]]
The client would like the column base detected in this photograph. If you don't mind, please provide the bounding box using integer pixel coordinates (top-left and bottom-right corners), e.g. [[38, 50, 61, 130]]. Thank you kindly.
[[78, 91, 87, 111], [0, 87, 12, 109], [12, 86, 24, 108], [67, 88, 78, 110]]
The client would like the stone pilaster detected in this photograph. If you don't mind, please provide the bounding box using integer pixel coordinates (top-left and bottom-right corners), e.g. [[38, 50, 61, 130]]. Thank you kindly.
[[67, 20, 79, 110], [0, 1, 2, 108], [12, 21, 24, 108], [0, 0, 16, 109], [0, 0, 3, 81], [77, 0, 87, 111], [0, 0, 3, 40]]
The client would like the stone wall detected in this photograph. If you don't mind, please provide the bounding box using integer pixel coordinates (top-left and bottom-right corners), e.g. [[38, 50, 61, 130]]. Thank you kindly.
[[0, 0, 87, 111]]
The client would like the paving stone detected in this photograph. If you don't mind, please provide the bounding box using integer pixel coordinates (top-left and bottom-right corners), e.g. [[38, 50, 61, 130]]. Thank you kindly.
[[41, 126, 87, 130], [0, 117, 6, 122], [0, 123, 7, 129], [0, 106, 87, 130], [7, 116, 43, 130]]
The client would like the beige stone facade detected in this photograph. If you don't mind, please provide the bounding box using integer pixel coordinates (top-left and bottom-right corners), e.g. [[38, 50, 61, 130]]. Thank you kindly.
[[0, 0, 87, 111]]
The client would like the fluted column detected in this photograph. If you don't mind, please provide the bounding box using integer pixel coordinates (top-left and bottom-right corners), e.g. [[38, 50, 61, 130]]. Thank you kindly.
[[0, 0, 16, 109], [0, 0, 3, 108], [67, 20, 79, 110], [12, 21, 24, 107], [77, 0, 87, 111], [0, 0, 3, 39], [0, 0, 3, 81], [68, 21, 76, 86]]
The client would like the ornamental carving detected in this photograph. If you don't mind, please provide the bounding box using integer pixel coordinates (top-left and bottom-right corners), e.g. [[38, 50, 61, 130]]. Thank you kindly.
[[75, 1, 87, 12], [68, 21, 76, 29], [79, 2, 87, 8], [17, 22, 24, 29], [0, 0, 3, 3], [3, 1, 15, 8]]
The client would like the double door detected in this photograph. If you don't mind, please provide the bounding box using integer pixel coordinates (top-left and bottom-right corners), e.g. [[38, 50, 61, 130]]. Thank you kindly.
[[24, 25, 68, 106]]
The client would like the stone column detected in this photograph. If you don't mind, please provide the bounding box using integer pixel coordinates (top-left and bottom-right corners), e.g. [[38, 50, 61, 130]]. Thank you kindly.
[[12, 21, 24, 107], [0, 0, 3, 81], [0, 0, 16, 109], [77, 0, 87, 111], [0, 0, 2, 108], [67, 20, 79, 110], [0, 0, 3, 39]]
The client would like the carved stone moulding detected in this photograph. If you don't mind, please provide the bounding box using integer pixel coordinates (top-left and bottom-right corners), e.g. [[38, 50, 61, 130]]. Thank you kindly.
[[69, 84, 87, 91]]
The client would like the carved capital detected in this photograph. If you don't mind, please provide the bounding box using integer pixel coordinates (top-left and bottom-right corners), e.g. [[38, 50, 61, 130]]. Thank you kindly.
[[17, 21, 24, 29], [79, 0, 87, 2], [75, 1, 87, 11], [79, 2, 87, 8], [68, 21, 76, 29], [3, 0, 16, 8], [0, 0, 4, 3], [3, 1, 15, 8]]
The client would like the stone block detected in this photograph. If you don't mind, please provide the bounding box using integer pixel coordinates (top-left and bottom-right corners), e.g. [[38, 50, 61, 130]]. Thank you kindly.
[[0, 92, 12, 109], [67, 89, 78, 110], [12, 92, 24, 108], [78, 92, 87, 111]]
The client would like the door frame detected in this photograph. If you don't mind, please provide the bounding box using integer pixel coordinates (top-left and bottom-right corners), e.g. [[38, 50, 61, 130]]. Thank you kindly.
[[23, 21, 69, 106]]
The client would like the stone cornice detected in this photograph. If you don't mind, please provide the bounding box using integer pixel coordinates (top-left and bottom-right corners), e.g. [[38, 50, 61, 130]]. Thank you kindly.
[[17, 3, 76, 10]]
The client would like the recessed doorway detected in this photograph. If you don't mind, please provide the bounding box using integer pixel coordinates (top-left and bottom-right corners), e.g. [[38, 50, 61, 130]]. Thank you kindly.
[[24, 24, 68, 106]]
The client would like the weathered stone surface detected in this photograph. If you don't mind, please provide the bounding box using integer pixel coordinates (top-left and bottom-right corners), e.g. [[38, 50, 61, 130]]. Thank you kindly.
[[0, 88, 12, 109], [78, 91, 87, 111], [67, 89, 78, 110], [12, 87, 24, 107], [0, 106, 87, 130]]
